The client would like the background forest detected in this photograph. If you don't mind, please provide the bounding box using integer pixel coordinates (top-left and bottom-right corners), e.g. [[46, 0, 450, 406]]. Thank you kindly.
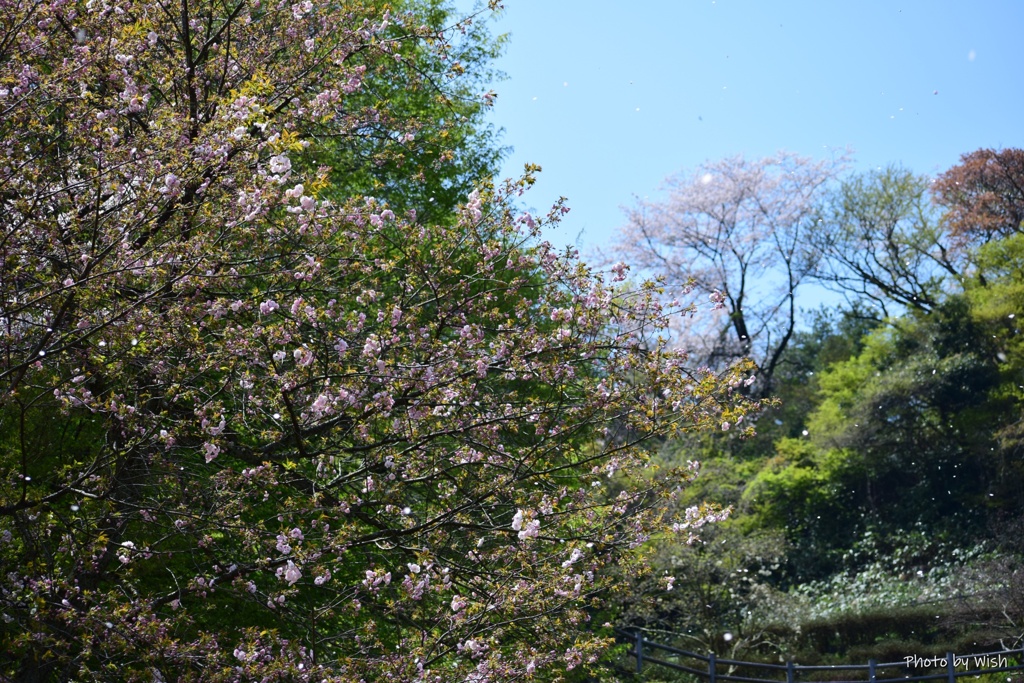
[[1, 0, 1022, 680], [613, 148, 1024, 670]]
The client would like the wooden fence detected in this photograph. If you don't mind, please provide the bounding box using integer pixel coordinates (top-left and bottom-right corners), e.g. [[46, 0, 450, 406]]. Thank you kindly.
[[618, 629, 1024, 683]]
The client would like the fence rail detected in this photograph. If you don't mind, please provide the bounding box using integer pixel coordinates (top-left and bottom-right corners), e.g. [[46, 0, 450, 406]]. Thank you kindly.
[[616, 629, 1024, 683]]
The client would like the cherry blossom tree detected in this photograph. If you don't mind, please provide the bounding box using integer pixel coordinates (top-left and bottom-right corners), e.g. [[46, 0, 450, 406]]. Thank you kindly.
[[0, 0, 759, 680], [611, 152, 846, 396]]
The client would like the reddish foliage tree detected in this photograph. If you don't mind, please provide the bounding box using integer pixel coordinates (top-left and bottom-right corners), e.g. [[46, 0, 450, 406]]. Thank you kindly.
[[933, 148, 1024, 245]]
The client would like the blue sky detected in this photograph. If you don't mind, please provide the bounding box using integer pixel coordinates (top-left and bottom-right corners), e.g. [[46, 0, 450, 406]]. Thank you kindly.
[[456, 0, 1024, 254]]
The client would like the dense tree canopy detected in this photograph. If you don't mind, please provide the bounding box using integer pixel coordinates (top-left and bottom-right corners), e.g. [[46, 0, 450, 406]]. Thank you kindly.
[[745, 298, 1006, 564]]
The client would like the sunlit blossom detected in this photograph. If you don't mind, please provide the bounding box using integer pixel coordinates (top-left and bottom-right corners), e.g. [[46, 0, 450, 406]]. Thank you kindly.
[[283, 561, 302, 586]]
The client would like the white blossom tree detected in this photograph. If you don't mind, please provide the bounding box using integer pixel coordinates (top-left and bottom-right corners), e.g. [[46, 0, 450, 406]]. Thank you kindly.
[[611, 152, 847, 396]]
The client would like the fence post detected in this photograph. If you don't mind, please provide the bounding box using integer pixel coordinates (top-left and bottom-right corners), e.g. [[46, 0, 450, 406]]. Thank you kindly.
[[946, 652, 955, 683], [787, 660, 795, 683], [709, 652, 717, 683], [635, 630, 643, 674], [869, 659, 876, 683]]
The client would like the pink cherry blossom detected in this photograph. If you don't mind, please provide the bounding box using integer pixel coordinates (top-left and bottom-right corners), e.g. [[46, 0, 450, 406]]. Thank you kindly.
[[283, 561, 302, 586], [269, 154, 292, 175], [203, 442, 220, 463]]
